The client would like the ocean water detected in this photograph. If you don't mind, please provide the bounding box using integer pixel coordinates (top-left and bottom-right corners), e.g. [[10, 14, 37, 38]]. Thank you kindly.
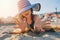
[[0, 25, 60, 40]]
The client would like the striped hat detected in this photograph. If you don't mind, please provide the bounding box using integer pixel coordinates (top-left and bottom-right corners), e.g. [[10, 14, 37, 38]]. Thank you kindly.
[[17, 0, 41, 14]]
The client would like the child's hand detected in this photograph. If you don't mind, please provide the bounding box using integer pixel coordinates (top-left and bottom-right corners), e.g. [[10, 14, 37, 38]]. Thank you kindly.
[[15, 17, 30, 32], [34, 17, 45, 32]]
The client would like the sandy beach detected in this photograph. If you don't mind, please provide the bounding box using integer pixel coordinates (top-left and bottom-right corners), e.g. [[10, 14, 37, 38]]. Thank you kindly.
[[0, 25, 60, 40]]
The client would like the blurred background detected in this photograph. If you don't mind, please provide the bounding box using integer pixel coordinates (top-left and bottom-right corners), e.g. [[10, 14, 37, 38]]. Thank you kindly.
[[0, 0, 60, 25], [0, 0, 60, 18]]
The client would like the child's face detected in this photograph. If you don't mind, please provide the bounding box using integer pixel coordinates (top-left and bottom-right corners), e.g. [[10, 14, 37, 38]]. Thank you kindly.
[[21, 9, 32, 24]]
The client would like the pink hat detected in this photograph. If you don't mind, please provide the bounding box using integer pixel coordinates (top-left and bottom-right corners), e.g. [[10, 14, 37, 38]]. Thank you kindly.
[[17, 0, 41, 14]]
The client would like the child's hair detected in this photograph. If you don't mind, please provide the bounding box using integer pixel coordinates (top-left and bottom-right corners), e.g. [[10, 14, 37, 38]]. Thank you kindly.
[[30, 8, 34, 29]]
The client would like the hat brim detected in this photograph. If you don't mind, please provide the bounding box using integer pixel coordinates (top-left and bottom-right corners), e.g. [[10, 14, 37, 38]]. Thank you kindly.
[[19, 3, 41, 14]]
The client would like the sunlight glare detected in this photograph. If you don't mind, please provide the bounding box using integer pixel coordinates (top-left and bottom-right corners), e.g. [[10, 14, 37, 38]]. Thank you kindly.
[[0, 0, 18, 18]]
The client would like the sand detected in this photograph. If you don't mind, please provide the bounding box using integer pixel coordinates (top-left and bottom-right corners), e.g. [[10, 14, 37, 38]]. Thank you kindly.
[[0, 25, 60, 40]]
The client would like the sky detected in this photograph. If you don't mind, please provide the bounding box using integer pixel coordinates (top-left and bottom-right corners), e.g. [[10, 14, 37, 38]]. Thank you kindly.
[[29, 0, 60, 14], [0, 0, 60, 18]]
